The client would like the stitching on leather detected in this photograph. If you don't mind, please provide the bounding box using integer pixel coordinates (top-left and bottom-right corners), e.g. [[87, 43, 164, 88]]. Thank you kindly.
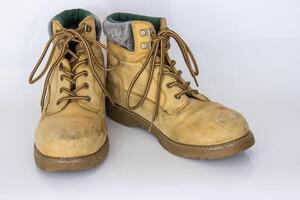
[[34, 139, 108, 162], [112, 103, 252, 150]]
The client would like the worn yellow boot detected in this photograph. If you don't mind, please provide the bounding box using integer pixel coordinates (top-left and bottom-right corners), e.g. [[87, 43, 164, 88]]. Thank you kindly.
[[29, 9, 119, 171], [104, 13, 255, 159]]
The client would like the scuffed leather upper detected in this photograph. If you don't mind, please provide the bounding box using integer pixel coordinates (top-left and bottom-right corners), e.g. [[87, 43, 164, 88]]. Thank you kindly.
[[35, 16, 107, 158], [106, 20, 250, 146]]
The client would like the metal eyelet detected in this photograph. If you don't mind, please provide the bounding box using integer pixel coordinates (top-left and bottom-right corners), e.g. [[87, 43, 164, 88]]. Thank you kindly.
[[59, 88, 63, 93], [83, 24, 92, 32], [60, 76, 64, 81], [141, 42, 151, 49], [87, 96, 91, 101], [139, 29, 151, 36], [85, 83, 89, 89], [139, 30, 146, 36]]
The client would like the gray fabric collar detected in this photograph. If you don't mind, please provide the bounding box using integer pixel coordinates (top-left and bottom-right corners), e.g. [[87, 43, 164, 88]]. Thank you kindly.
[[103, 13, 161, 51], [103, 19, 134, 51]]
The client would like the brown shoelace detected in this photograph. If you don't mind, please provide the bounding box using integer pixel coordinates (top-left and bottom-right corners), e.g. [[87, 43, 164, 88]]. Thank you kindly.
[[126, 29, 206, 126], [29, 25, 120, 109]]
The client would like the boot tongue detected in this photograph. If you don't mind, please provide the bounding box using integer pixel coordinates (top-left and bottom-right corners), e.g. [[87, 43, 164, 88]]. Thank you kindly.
[[49, 10, 101, 62]]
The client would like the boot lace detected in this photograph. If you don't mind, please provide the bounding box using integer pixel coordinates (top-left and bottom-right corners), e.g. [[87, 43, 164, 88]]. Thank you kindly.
[[126, 29, 209, 126], [29, 25, 120, 109]]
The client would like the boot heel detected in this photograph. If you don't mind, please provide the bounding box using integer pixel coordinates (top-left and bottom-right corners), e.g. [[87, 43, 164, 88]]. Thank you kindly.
[[105, 99, 140, 127]]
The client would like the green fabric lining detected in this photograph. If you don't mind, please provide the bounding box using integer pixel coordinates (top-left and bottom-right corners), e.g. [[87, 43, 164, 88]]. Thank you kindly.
[[107, 12, 161, 31], [49, 9, 101, 40], [52, 9, 93, 29]]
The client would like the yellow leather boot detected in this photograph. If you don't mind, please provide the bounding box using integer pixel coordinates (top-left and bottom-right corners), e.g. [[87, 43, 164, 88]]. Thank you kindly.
[[29, 9, 119, 171], [104, 13, 255, 159]]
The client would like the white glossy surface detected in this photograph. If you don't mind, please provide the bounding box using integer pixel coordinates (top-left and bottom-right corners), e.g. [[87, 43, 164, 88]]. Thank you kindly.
[[0, 0, 299, 199]]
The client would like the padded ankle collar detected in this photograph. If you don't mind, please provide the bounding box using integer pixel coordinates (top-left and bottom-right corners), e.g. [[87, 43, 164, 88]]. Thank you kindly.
[[103, 12, 161, 51], [106, 12, 161, 32], [48, 9, 101, 40]]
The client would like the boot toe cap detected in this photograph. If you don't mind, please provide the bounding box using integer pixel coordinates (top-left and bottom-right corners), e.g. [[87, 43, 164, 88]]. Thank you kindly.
[[35, 116, 107, 158], [170, 102, 250, 146]]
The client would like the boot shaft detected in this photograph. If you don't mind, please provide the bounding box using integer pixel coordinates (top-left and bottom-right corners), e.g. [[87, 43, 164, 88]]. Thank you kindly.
[[30, 9, 112, 114], [103, 13, 207, 121]]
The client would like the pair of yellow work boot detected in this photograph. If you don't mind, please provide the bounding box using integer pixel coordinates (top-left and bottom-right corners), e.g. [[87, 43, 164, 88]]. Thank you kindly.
[[30, 9, 255, 171]]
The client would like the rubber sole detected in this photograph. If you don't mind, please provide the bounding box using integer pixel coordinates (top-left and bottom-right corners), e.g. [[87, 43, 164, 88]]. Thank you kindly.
[[34, 138, 109, 172], [106, 100, 255, 159]]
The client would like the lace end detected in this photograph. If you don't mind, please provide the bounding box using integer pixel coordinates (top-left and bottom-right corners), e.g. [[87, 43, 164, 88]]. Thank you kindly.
[[148, 122, 154, 133], [194, 77, 199, 87], [106, 95, 116, 107]]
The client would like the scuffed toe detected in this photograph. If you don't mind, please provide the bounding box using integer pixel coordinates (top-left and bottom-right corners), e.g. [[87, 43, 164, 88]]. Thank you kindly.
[[35, 115, 106, 158], [169, 101, 250, 146]]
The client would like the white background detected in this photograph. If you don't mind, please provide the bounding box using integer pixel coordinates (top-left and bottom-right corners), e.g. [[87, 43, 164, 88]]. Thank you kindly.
[[0, 0, 299, 199]]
